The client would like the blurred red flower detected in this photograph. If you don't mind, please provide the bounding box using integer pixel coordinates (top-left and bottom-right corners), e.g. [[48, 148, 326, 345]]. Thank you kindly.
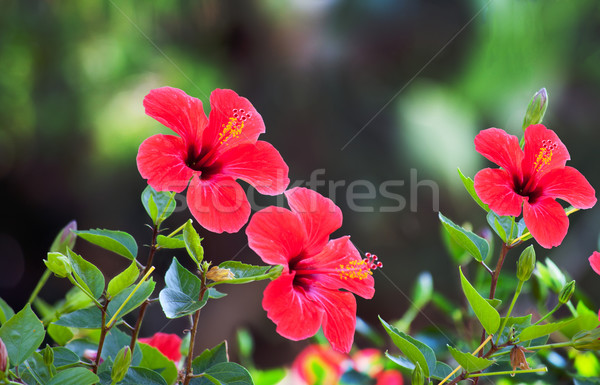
[[474, 124, 596, 248], [588, 251, 600, 321], [246, 187, 375, 353], [137, 87, 289, 233], [139, 332, 182, 362]]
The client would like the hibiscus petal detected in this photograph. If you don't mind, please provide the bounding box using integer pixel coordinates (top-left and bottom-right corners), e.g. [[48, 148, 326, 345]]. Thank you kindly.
[[202, 89, 265, 156], [262, 272, 324, 341], [144, 87, 207, 151], [474, 128, 523, 176], [136, 134, 194, 193], [298, 236, 375, 299], [138, 333, 182, 362], [523, 197, 569, 249], [285, 187, 343, 257], [187, 175, 250, 233], [306, 286, 357, 353], [473, 168, 524, 216], [537, 166, 597, 209], [589, 251, 600, 276], [219, 141, 290, 195], [246, 206, 307, 267], [522, 124, 570, 179]]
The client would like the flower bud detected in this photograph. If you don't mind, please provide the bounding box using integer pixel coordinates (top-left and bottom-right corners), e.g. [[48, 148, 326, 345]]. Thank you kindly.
[[44, 252, 72, 278], [522, 88, 548, 131], [206, 266, 235, 282], [42, 345, 54, 367], [516, 245, 536, 282], [111, 346, 132, 384], [411, 361, 424, 385], [49, 220, 77, 254], [0, 337, 8, 375], [558, 280, 575, 304], [572, 328, 600, 350]]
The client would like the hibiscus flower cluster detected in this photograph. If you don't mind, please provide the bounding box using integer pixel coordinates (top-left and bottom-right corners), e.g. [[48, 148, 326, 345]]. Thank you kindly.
[[136, 87, 377, 353]]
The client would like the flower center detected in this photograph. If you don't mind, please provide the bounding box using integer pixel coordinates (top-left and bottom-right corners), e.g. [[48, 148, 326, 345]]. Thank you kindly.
[[219, 108, 250, 146], [338, 253, 382, 280], [533, 140, 557, 172]]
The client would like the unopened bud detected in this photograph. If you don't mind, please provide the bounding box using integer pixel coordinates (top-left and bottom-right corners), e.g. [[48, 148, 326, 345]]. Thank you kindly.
[[44, 252, 72, 278], [572, 328, 600, 350], [510, 345, 531, 375], [558, 280, 575, 304], [522, 88, 548, 131], [206, 266, 235, 282], [111, 346, 132, 383], [411, 361, 424, 385], [0, 337, 8, 375], [42, 345, 54, 367], [516, 245, 536, 282], [49, 220, 77, 254]]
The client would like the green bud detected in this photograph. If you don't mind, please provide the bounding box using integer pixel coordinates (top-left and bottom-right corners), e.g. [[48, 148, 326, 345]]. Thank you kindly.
[[49, 220, 77, 254], [558, 280, 576, 304], [0, 337, 8, 376], [411, 361, 425, 385], [522, 88, 548, 131], [572, 328, 600, 351], [516, 245, 536, 282], [44, 252, 72, 278], [111, 346, 132, 384], [42, 345, 54, 367], [183, 220, 204, 265], [180, 332, 191, 358]]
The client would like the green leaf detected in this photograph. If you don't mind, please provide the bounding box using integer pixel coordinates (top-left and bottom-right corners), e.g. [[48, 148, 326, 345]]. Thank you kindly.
[[385, 351, 415, 370], [431, 361, 456, 381], [23, 351, 53, 385], [52, 347, 80, 368], [459, 267, 500, 335], [47, 367, 99, 385], [486, 211, 515, 243], [485, 299, 502, 308], [412, 271, 433, 309], [156, 234, 186, 249], [249, 368, 286, 385], [193, 342, 229, 373], [53, 307, 101, 329], [0, 297, 15, 325], [0, 304, 46, 365], [519, 319, 575, 343], [447, 345, 495, 372], [107, 262, 140, 298], [197, 362, 254, 385], [75, 229, 138, 261], [183, 221, 204, 264], [118, 367, 168, 385], [101, 328, 142, 365], [159, 258, 208, 318], [379, 316, 435, 377], [67, 249, 105, 300], [139, 343, 178, 385], [439, 213, 489, 262], [209, 288, 227, 299], [458, 168, 489, 212], [210, 262, 283, 286], [497, 315, 532, 345], [142, 185, 176, 225], [47, 323, 74, 345]]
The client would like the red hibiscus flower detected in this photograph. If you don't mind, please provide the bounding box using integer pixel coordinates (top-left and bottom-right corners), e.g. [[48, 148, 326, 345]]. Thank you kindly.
[[473, 124, 596, 248], [589, 251, 600, 321], [138, 332, 182, 362], [137, 87, 289, 233], [246, 187, 376, 353]]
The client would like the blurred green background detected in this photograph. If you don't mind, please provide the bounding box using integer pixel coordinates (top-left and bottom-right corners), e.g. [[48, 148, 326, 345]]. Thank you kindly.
[[1, 0, 599, 368]]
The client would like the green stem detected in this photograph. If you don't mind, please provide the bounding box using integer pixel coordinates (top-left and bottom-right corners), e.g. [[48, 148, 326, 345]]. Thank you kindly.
[[182, 268, 208, 385], [465, 367, 547, 378], [566, 300, 577, 317], [27, 268, 52, 304], [533, 302, 561, 326], [496, 280, 524, 345], [93, 301, 110, 374], [67, 275, 103, 308], [165, 222, 187, 239]]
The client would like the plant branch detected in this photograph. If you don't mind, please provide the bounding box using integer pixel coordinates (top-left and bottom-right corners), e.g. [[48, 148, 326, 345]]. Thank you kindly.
[[182, 269, 208, 385], [93, 300, 111, 374], [27, 268, 52, 304]]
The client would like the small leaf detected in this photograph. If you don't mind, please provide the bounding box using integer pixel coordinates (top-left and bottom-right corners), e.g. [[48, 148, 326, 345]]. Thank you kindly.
[[156, 234, 186, 249], [485, 299, 502, 308], [192, 341, 229, 373], [486, 211, 515, 243], [0, 304, 46, 365], [209, 288, 227, 299], [196, 362, 253, 385], [183, 221, 204, 264], [139, 343, 178, 385], [458, 168, 489, 212], [379, 317, 434, 377], [107, 263, 140, 298], [519, 319, 575, 342], [384, 351, 415, 371], [47, 367, 99, 385], [67, 249, 105, 300], [459, 267, 500, 335], [0, 297, 15, 325], [210, 262, 283, 286], [159, 258, 208, 318], [142, 185, 176, 225], [431, 361, 456, 381], [439, 213, 489, 262], [447, 345, 495, 372], [75, 229, 138, 260]]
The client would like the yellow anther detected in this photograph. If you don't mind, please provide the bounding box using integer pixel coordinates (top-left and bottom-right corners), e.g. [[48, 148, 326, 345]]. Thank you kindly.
[[337, 259, 373, 281], [218, 117, 244, 145], [533, 147, 552, 172]]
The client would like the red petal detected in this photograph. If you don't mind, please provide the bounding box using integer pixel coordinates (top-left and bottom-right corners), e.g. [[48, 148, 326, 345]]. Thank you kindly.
[[285, 187, 343, 257], [246, 206, 306, 267], [262, 272, 324, 341], [186, 176, 250, 233], [538, 166, 597, 209], [474, 128, 523, 176], [589, 251, 600, 276], [138, 332, 182, 362], [522, 124, 570, 180], [306, 286, 357, 353], [136, 135, 194, 192], [202, 89, 265, 157], [143, 87, 207, 152], [219, 141, 290, 195], [474, 168, 524, 216], [375, 370, 404, 385], [523, 197, 569, 248], [298, 236, 375, 299]]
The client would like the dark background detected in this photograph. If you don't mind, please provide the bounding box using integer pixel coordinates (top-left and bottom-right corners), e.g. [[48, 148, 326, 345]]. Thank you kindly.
[[1, 0, 599, 368]]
